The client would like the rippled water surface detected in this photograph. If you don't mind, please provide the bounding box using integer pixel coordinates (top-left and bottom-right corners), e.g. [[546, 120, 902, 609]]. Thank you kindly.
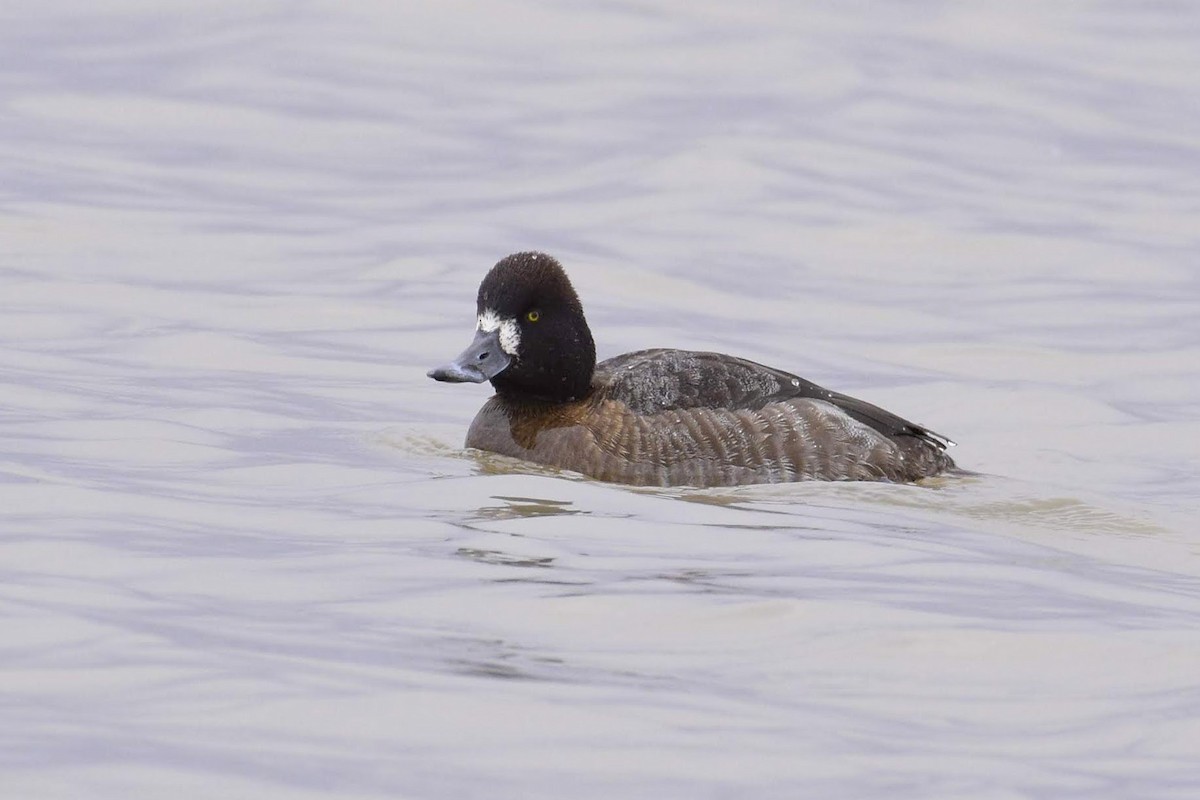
[[3, 2, 1200, 798]]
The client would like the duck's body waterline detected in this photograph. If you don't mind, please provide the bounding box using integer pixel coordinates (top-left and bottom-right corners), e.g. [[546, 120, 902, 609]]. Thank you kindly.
[[429, 253, 957, 487]]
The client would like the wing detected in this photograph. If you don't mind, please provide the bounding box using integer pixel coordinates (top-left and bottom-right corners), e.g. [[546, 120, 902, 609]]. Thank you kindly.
[[596, 349, 953, 452]]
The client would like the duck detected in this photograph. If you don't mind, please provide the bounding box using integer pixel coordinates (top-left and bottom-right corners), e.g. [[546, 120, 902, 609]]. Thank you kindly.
[[428, 252, 957, 487]]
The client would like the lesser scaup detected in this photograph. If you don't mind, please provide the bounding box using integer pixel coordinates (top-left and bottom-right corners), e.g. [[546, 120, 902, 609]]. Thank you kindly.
[[429, 252, 957, 486]]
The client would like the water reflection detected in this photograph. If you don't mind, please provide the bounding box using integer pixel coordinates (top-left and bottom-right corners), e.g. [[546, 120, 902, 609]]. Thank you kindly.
[[456, 547, 556, 568], [474, 495, 584, 521]]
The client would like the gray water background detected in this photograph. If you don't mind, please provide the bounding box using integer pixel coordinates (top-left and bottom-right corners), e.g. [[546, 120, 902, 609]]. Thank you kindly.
[[2, 2, 1200, 798]]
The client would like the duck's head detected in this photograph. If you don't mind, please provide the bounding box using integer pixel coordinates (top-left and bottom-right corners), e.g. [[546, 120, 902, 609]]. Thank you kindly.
[[428, 252, 597, 403]]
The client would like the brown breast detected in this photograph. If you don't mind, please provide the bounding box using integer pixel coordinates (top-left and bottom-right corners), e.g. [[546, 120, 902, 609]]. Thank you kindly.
[[465, 394, 954, 487]]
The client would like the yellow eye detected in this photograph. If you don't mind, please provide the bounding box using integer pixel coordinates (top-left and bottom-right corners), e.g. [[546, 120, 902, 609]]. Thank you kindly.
[[525, 310, 540, 323]]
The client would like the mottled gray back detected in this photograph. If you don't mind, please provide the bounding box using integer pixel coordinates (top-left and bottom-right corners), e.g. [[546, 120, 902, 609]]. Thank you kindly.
[[597, 349, 813, 414]]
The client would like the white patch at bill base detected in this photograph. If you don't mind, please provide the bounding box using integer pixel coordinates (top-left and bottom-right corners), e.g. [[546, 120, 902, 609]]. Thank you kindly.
[[477, 309, 521, 355]]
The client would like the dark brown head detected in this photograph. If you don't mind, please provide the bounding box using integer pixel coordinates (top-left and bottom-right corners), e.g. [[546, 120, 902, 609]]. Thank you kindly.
[[428, 252, 597, 403]]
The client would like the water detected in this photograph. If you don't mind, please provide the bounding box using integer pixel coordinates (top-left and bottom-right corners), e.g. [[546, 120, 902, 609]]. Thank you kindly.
[[3, 2, 1200, 798]]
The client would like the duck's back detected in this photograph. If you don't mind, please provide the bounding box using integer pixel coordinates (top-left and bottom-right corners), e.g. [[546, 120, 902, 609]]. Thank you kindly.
[[466, 349, 955, 487]]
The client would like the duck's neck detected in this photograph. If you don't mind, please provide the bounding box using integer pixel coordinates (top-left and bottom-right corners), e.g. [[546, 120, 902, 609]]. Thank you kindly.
[[491, 366, 595, 404]]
